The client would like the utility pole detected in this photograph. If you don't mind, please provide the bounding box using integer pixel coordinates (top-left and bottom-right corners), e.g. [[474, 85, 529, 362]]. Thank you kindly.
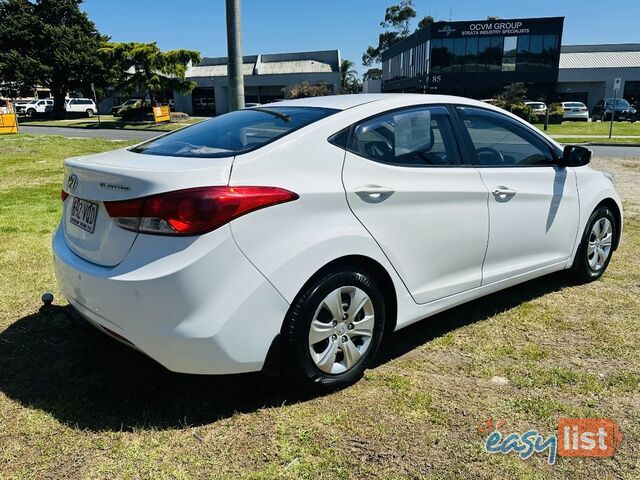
[[226, 0, 245, 111]]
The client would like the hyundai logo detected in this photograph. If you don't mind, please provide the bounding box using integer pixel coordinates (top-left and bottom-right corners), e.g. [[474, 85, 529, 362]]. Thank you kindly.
[[67, 173, 79, 191]]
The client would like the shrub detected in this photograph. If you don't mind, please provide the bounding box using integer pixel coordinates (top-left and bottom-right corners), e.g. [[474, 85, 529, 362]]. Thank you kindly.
[[119, 101, 152, 121], [283, 82, 332, 99]]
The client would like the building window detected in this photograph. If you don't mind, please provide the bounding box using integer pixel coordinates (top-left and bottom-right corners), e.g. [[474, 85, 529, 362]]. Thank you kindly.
[[477, 37, 491, 72], [442, 38, 454, 72], [502, 36, 517, 72], [464, 37, 478, 73], [430, 38, 442, 73], [451, 38, 466, 72], [517, 34, 558, 71], [489, 37, 503, 71]]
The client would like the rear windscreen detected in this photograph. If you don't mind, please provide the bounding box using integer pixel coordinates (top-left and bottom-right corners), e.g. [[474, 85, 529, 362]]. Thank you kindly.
[[131, 106, 338, 158]]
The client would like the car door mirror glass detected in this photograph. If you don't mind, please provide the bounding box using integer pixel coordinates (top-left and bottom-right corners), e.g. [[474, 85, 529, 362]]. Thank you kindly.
[[561, 145, 591, 167]]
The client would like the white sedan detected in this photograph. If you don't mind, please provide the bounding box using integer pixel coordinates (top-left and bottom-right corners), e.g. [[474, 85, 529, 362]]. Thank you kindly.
[[562, 101, 590, 121], [53, 94, 623, 391]]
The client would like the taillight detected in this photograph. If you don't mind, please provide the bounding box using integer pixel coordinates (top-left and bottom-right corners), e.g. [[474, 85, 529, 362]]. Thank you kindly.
[[61, 190, 69, 201], [104, 186, 298, 236]]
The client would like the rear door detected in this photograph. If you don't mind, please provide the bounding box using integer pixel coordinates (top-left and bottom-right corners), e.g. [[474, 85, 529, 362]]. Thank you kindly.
[[454, 106, 579, 284], [342, 105, 490, 304]]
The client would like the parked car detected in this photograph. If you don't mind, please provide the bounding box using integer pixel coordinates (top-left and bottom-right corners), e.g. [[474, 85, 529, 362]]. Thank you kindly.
[[562, 102, 590, 122], [13, 99, 33, 114], [592, 98, 637, 122], [54, 94, 623, 391], [23, 98, 53, 117], [525, 101, 548, 120], [111, 99, 142, 116], [64, 98, 97, 117]]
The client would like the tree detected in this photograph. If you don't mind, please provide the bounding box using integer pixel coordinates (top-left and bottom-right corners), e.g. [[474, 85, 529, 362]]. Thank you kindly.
[[100, 42, 201, 106], [417, 15, 434, 30], [283, 82, 331, 99], [499, 82, 528, 105], [362, 0, 417, 66], [0, 0, 110, 112], [363, 68, 382, 81], [340, 59, 359, 94]]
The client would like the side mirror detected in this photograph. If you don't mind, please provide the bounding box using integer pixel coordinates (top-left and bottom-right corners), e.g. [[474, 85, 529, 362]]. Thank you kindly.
[[560, 145, 592, 167]]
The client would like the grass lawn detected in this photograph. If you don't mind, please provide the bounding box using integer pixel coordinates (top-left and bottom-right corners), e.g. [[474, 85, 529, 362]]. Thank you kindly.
[[19, 115, 203, 132], [1, 134, 639, 479], [534, 121, 640, 137]]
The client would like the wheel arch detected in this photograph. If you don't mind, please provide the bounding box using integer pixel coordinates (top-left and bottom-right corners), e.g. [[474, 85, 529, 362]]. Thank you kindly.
[[595, 198, 622, 250], [286, 254, 399, 337], [262, 254, 399, 378]]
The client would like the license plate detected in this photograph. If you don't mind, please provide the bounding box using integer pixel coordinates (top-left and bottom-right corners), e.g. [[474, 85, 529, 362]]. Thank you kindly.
[[69, 197, 99, 233]]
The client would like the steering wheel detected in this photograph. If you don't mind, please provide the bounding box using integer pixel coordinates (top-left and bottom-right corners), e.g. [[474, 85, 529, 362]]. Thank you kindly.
[[476, 147, 505, 165]]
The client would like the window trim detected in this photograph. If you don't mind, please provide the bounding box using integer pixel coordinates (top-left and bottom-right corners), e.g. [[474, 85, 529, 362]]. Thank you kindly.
[[452, 105, 561, 168], [337, 104, 466, 169]]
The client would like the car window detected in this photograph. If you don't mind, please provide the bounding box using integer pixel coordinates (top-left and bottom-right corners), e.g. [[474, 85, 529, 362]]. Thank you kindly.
[[457, 107, 554, 167], [605, 99, 631, 108], [349, 106, 460, 167], [564, 103, 585, 108], [131, 106, 338, 158]]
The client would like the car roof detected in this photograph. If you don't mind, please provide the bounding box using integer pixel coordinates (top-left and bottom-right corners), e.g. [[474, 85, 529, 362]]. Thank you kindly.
[[263, 93, 494, 111]]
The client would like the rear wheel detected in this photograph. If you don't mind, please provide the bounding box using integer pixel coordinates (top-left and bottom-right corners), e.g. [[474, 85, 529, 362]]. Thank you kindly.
[[282, 268, 385, 391], [571, 206, 616, 282], [86, 109, 94, 118]]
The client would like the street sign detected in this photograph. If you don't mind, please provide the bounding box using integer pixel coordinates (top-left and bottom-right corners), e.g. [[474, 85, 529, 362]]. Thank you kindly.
[[613, 77, 622, 92]]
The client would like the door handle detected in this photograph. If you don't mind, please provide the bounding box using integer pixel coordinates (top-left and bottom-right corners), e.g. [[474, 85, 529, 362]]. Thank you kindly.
[[492, 186, 517, 197], [354, 185, 395, 198]]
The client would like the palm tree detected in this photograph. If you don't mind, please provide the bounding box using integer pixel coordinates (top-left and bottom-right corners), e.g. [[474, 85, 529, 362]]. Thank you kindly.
[[340, 59, 359, 94]]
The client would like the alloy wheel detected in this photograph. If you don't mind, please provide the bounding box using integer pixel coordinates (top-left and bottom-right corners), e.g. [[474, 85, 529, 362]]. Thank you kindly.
[[308, 286, 375, 374], [587, 217, 613, 271]]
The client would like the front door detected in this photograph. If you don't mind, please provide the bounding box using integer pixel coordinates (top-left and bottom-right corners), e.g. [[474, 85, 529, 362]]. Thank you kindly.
[[455, 106, 580, 285], [342, 105, 490, 304]]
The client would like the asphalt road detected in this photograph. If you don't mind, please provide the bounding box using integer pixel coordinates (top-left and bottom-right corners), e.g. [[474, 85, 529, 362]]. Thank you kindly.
[[18, 125, 161, 141], [16, 126, 640, 158], [590, 145, 640, 158]]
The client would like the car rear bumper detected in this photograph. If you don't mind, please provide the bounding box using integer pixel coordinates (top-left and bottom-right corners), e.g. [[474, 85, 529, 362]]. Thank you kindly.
[[563, 112, 589, 120], [52, 223, 290, 374]]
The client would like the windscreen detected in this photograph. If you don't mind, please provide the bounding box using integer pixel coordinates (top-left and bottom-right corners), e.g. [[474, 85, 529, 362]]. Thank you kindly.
[[131, 106, 338, 158], [605, 99, 631, 108]]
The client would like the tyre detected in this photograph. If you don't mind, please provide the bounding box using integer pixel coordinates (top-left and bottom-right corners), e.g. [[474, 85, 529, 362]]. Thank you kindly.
[[26, 108, 36, 118], [86, 109, 94, 118], [571, 206, 616, 282], [281, 267, 386, 391]]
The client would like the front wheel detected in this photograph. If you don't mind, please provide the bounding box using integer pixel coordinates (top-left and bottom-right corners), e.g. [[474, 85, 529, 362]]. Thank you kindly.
[[26, 108, 36, 118], [571, 206, 616, 282], [281, 268, 386, 391]]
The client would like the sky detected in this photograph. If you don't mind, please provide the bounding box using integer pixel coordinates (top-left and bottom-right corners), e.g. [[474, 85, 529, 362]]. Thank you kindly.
[[82, 0, 640, 76]]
